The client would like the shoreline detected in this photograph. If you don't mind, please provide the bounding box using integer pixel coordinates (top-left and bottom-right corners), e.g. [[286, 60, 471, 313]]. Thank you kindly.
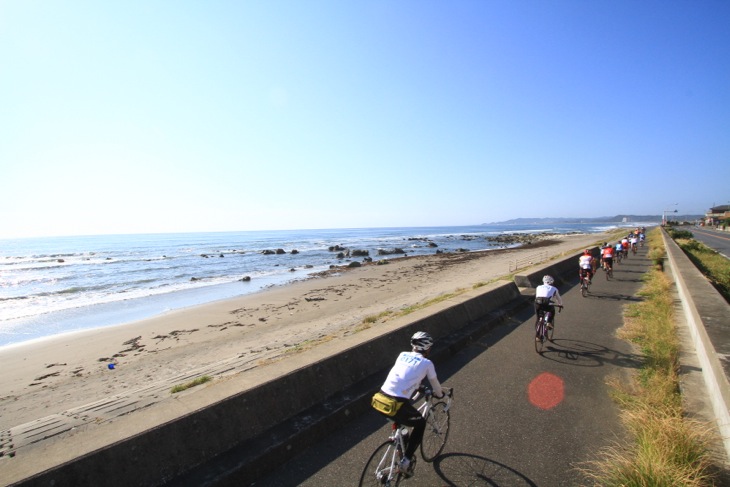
[[0, 231, 562, 350], [0, 265, 325, 350], [0, 230, 569, 349], [0, 231, 610, 438]]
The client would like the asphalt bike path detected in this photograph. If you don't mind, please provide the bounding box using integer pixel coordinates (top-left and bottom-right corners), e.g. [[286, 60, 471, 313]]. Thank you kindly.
[[257, 248, 651, 486]]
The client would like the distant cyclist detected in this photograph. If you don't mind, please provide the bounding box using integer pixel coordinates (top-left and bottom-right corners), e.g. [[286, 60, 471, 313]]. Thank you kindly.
[[629, 234, 639, 253], [621, 237, 630, 258], [578, 249, 594, 285], [602, 244, 615, 273], [599, 242, 610, 269], [372, 332, 445, 477], [535, 275, 563, 330]]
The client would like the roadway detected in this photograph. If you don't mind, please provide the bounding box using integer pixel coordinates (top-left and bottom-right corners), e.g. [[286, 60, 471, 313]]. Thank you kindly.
[[689, 227, 730, 259], [256, 248, 651, 486]]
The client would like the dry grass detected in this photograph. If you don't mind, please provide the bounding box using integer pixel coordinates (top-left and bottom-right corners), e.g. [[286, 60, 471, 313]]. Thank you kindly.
[[588, 403, 715, 486], [584, 227, 715, 486], [356, 292, 463, 331], [284, 334, 337, 353], [170, 375, 212, 394]]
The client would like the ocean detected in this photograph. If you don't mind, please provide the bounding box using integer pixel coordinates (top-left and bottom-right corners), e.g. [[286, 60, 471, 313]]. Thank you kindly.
[[0, 223, 638, 348]]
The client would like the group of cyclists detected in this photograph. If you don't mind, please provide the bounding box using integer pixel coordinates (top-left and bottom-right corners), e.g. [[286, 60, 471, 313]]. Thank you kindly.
[[577, 227, 647, 284], [534, 226, 649, 351], [368, 227, 649, 480]]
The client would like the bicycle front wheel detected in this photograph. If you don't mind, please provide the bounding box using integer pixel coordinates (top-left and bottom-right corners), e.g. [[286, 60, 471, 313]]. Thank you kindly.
[[420, 402, 451, 462], [359, 440, 402, 487], [547, 320, 554, 342]]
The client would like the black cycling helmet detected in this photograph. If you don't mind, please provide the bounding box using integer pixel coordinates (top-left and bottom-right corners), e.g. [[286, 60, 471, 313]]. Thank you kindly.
[[411, 331, 434, 352]]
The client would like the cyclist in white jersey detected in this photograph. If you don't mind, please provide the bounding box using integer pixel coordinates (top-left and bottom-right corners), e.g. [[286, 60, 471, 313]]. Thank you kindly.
[[375, 331, 444, 477], [535, 275, 563, 328], [578, 249, 594, 284], [629, 234, 639, 251]]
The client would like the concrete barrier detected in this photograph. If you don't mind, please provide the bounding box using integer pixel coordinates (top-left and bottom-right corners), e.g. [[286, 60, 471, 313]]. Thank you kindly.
[[11, 253, 582, 487]]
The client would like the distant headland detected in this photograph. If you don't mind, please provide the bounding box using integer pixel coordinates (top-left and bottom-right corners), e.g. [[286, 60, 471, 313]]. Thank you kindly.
[[486, 215, 702, 225]]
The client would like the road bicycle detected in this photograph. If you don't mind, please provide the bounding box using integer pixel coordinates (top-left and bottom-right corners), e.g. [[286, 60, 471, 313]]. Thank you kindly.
[[535, 304, 562, 353], [580, 269, 592, 297], [359, 386, 454, 486]]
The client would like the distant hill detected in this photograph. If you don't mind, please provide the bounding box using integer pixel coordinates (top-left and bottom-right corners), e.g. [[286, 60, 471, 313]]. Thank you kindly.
[[487, 215, 703, 225]]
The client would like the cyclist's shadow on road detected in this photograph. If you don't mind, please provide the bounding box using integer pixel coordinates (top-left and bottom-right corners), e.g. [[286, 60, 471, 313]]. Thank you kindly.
[[432, 453, 537, 486], [539, 338, 641, 369], [580, 290, 643, 301]]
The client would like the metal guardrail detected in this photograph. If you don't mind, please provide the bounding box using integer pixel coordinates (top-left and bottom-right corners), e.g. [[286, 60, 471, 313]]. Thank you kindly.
[[508, 250, 549, 273]]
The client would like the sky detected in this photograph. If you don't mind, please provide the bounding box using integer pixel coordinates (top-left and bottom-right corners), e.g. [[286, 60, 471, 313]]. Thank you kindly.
[[1, 1, 729, 239]]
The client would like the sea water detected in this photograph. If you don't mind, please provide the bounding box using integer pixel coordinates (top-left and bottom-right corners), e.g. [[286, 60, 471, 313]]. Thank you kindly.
[[0, 223, 640, 348]]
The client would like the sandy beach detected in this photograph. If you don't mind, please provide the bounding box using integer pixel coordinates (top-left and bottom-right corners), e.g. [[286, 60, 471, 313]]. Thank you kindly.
[[0, 232, 609, 448]]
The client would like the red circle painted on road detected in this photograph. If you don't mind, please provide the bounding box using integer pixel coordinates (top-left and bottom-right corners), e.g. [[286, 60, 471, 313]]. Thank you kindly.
[[528, 372, 564, 410]]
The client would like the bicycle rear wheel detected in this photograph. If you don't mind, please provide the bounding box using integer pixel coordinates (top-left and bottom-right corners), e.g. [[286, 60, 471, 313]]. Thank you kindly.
[[535, 334, 545, 352], [581, 280, 588, 297], [359, 440, 403, 487], [420, 402, 451, 462]]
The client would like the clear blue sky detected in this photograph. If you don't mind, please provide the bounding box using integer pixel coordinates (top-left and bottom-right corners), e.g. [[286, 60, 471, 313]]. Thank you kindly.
[[2, 1, 728, 238]]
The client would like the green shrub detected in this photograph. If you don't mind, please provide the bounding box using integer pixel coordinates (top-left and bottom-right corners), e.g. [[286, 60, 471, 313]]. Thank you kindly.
[[668, 228, 694, 240], [678, 239, 705, 252], [678, 239, 730, 303]]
